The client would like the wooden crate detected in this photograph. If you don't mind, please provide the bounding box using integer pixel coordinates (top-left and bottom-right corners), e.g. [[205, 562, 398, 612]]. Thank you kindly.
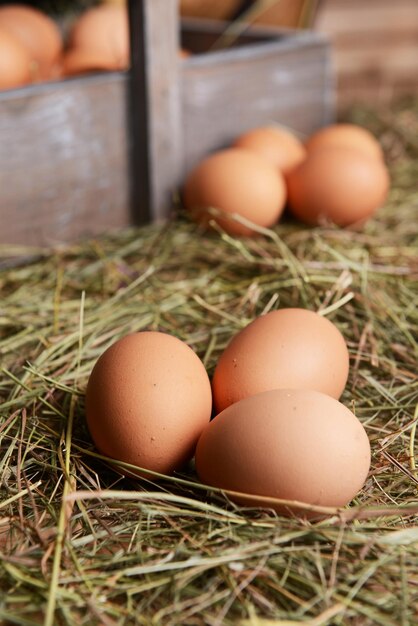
[[0, 0, 334, 246]]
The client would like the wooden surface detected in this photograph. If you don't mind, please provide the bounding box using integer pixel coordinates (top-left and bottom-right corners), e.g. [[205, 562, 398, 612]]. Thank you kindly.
[[0, 73, 130, 246], [0, 2, 334, 246], [181, 26, 333, 175], [129, 0, 183, 223], [314, 0, 418, 109]]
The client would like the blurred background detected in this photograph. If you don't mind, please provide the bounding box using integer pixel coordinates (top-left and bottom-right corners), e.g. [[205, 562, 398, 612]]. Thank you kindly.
[[180, 0, 418, 112], [1, 0, 417, 111]]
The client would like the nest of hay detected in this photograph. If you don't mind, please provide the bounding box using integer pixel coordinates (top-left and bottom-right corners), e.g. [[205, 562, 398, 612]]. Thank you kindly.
[[0, 98, 417, 625]]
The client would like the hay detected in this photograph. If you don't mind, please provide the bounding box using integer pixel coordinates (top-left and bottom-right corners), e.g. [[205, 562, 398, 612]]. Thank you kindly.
[[0, 98, 417, 625]]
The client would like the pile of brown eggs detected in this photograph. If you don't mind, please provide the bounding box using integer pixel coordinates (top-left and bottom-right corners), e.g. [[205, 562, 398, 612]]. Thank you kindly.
[[0, 2, 193, 91], [183, 123, 390, 231], [84, 106, 385, 519], [86, 308, 371, 518], [0, 3, 129, 90]]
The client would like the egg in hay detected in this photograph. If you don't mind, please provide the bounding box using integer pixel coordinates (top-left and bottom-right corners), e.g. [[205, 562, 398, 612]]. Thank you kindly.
[[183, 148, 287, 236], [305, 123, 384, 162], [212, 308, 349, 413], [86, 332, 212, 476], [195, 388, 371, 516], [286, 146, 390, 226], [233, 125, 306, 175]]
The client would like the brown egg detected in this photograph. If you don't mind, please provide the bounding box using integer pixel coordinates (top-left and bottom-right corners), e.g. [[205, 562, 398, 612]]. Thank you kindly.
[[0, 27, 31, 89], [86, 332, 212, 477], [286, 146, 390, 226], [183, 148, 287, 236], [179, 48, 192, 59], [47, 58, 64, 81], [69, 5, 129, 71], [195, 388, 371, 517], [0, 4, 63, 80], [212, 308, 349, 413], [62, 48, 120, 77], [233, 125, 306, 175], [306, 123, 384, 162]]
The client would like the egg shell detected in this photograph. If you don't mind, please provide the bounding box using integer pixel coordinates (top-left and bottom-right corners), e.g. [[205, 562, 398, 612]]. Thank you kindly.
[[183, 148, 287, 236], [62, 48, 120, 77], [212, 308, 349, 413], [195, 388, 371, 516], [179, 48, 192, 59], [86, 332, 212, 477], [0, 4, 63, 80], [69, 5, 129, 70], [286, 146, 390, 226], [0, 27, 31, 89], [233, 125, 306, 175], [306, 123, 384, 161]]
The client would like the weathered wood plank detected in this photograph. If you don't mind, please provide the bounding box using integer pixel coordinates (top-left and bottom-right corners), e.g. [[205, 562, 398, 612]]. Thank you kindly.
[[314, 0, 418, 109], [334, 44, 418, 76], [0, 4, 333, 246], [129, 0, 183, 223], [315, 0, 418, 33], [0, 73, 130, 246], [337, 74, 418, 110], [181, 32, 334, 175], [337, 74, 417, 109]]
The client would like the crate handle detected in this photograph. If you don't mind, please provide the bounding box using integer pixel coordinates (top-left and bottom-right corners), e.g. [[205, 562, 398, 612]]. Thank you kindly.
[[128, 0, 183, 223]]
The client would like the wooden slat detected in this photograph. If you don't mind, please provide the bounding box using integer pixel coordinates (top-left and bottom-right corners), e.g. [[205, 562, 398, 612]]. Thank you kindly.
[[0, 73, 130, 246], [337, 75, 416, 110], [315, 0, 418, 34], [129, 0, 183, 223], [333, 31, 418, 47], [319, 0, 416, 8], [181, 31, 334, 174], [0, 5, 334, 246], [314, 0, 418, 110], [334, 44, 418, 76]]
